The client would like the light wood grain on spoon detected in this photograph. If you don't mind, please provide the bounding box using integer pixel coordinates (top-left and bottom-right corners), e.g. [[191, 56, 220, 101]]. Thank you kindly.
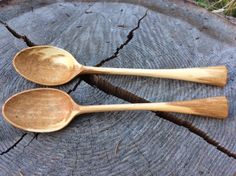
[[13, 45, 227, 86], [2, 88, 228, 133]]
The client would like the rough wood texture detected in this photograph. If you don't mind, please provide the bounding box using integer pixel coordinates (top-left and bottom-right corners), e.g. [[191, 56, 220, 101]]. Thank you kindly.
[[1, 0, 236, 175]]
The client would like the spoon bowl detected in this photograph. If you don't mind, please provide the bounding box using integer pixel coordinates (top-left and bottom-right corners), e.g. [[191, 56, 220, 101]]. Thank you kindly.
[[13, 45, 227, 86], [2, 88, 78, 132], [13, 46, 83, 85], [2, 88, 228, 133]]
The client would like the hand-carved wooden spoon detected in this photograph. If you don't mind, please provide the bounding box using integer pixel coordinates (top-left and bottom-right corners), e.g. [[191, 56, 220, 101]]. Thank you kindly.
[[13, 45, 227, 86], [2, 88, 228, 133]]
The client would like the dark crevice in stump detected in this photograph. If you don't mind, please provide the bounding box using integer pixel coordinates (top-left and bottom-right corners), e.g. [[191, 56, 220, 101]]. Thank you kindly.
[[23, 133, 39, 149], [68, 10, 148, 95], [67, 10, 147, 96], [67, 79, 82, 94], [0, 20, 36, 47], [96, 10, 148, 67], [0, 133, 27, 155]]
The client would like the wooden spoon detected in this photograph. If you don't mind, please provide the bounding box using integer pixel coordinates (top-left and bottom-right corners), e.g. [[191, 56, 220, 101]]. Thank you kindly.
[[13, 45, 227, 86], [2, 88, 228, 133]]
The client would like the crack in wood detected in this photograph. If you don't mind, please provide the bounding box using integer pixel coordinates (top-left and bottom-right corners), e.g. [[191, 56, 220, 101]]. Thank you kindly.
[[0, 20, 36, 47], [1, 5, 236, 160], [67, 78, 82, 94], [68, 10, 148, 94], [0, 133, 27, 155], [95, 10, 148, 67], [23, 133, 38, 149]]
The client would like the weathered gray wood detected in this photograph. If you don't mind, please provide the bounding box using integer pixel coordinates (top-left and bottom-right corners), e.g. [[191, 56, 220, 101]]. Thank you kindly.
[[0, 24, 30, 156], [100, 1, 236, 154], [1, 1, 236, 175], [0, 0, 58, 21]]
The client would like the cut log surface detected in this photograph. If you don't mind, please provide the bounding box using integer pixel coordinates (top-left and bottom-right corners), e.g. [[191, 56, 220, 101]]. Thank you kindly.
[[1, 0, 236, 175]]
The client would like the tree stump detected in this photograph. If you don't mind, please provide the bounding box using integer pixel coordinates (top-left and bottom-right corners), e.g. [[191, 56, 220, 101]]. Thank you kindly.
[[1, 0, 236, 175]]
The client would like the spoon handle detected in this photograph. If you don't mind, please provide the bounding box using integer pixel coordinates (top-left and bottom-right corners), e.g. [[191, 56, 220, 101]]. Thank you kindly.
[[79, 96, 228, 118], [82, 66, 227, 86]]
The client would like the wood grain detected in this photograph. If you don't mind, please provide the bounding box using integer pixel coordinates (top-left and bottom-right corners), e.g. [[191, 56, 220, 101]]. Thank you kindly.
[[13, 45, 80, 85], [1, 0, 236, 175], [80, 96, 228, 118], [2, 88, 74, 133], [83, 65, 227, 86]]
